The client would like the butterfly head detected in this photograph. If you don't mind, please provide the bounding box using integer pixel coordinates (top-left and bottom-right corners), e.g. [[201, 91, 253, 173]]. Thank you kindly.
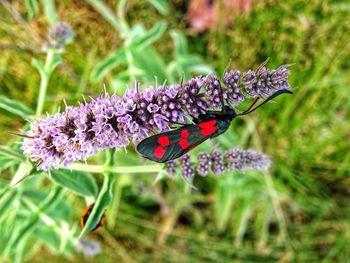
[[223, 105, 237, 121]]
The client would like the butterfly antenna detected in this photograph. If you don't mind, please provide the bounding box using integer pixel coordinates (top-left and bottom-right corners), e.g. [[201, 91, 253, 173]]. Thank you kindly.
[[238, 89, 293, 116], [242, 97, 260, 114]]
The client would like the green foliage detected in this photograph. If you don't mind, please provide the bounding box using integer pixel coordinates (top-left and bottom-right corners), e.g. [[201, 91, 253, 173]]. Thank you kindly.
[[91, 49, 126, 82], [0, 95, 33, 118], [40, 0, 58, 25], [50, 170, 98, 198], [0, 145, 24, 162], [80, 173, 115, 236], [146, 0, 169, 15], [25, 0, 38, 20], [10, 159, 34, 185]]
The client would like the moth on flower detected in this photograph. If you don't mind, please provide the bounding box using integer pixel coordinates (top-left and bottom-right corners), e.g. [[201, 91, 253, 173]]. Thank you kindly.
[[20, 60, 292, 170], [136, 89, 292, 163]]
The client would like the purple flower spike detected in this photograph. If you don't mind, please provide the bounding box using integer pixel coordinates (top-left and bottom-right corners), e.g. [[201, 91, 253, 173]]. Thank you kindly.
[[181, 154, 195, 178], [223, 70, 244, 105], [22, 77, 211, 170], [225, 148, 271, 172], [165, 160, 177, 177], [211, 150, 225, 176], [181, 77, 208, 116], [197, 152, 211, 176], [22, 60, 291, 171], [156, 85, 186, 124], [243, 60, 291, 98], [270, 65, 291, 91], [204, 74, 223, 109], [23, 83, 189, 170], [165, 148, 272, 179]]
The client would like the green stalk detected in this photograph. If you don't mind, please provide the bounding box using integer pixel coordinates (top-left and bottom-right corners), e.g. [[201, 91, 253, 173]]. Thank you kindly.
[[65, 162, 163, 174], [107, 173, 124, 228], [86, 0, 125, 34], [116, 0, 130, 34], [264, 172, 287, 241], [35, 50, 58, 116]]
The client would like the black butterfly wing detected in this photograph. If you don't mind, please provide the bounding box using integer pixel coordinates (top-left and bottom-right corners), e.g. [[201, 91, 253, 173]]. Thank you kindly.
[[136, 119, 230, 162]]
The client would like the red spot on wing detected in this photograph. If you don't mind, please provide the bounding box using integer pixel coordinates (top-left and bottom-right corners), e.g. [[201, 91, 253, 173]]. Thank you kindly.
[[198, 120, 216, 128], [179, 139, 189, 149], [158, 135, 169, 146], [200, 126, 217, 136], [181, 129, 189, 138], [154, 146, 165, 158]]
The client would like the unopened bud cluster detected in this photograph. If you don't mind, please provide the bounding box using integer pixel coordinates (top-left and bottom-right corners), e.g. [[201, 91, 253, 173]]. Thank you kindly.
[[165, 148, 271, 178]]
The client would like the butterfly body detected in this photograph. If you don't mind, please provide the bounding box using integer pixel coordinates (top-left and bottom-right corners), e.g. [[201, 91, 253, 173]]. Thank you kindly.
[[137, 106, 236, 163], [80, 204, 106, 232], [136, 89, 292, 163]]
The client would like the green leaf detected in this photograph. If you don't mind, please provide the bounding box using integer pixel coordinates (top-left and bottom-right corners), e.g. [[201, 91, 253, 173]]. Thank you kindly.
[[91, 49, 126, 82], [0, 223, 12, 256], [0, 182, 11, 200], [86, 0, 123, 32], [131, 21, 167, 50], [25, 0, 38, 20], [215, 175, 235, 231], [31, 58, 46, 77], [40, 0, 58, 25], [0, 96, 33, 118], [189, 64, 213, 75], [0, 146, 24, 162], [127, 24, 146, 43], [0, 190, 17, 223], [11, 160, 34, 186], [178, 54, 206, 67], [146, 0, 169, 15], [132, 47, 168, 83], [45, 52, 61, 76], [32, 52, 60, 79], [170, 30, 188, 57], [0, 157, 16, 173], [50, 170, 98, 198], [4, 186, 63, 258], [234, 204, 253, 245], [35, 226, 73, 256], [80, 173, 115, 236]]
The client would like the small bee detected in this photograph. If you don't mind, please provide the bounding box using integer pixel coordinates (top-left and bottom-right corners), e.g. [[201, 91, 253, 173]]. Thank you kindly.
[[80, 204, 106, 232]]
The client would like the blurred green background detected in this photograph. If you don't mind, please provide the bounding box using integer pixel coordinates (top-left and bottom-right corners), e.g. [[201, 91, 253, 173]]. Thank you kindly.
[[0, 0, 349, 262]]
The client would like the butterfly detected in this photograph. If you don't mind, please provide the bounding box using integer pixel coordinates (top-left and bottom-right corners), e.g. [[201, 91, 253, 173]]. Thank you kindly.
[[137, 89, 292, 162], [80, 203, 106, 232]]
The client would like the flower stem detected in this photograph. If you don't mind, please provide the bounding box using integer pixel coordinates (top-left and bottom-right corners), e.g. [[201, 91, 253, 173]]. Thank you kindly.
[[263, 172, 287, 241], [65, 162, 163, 174], [36, 50, 56, 116]]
